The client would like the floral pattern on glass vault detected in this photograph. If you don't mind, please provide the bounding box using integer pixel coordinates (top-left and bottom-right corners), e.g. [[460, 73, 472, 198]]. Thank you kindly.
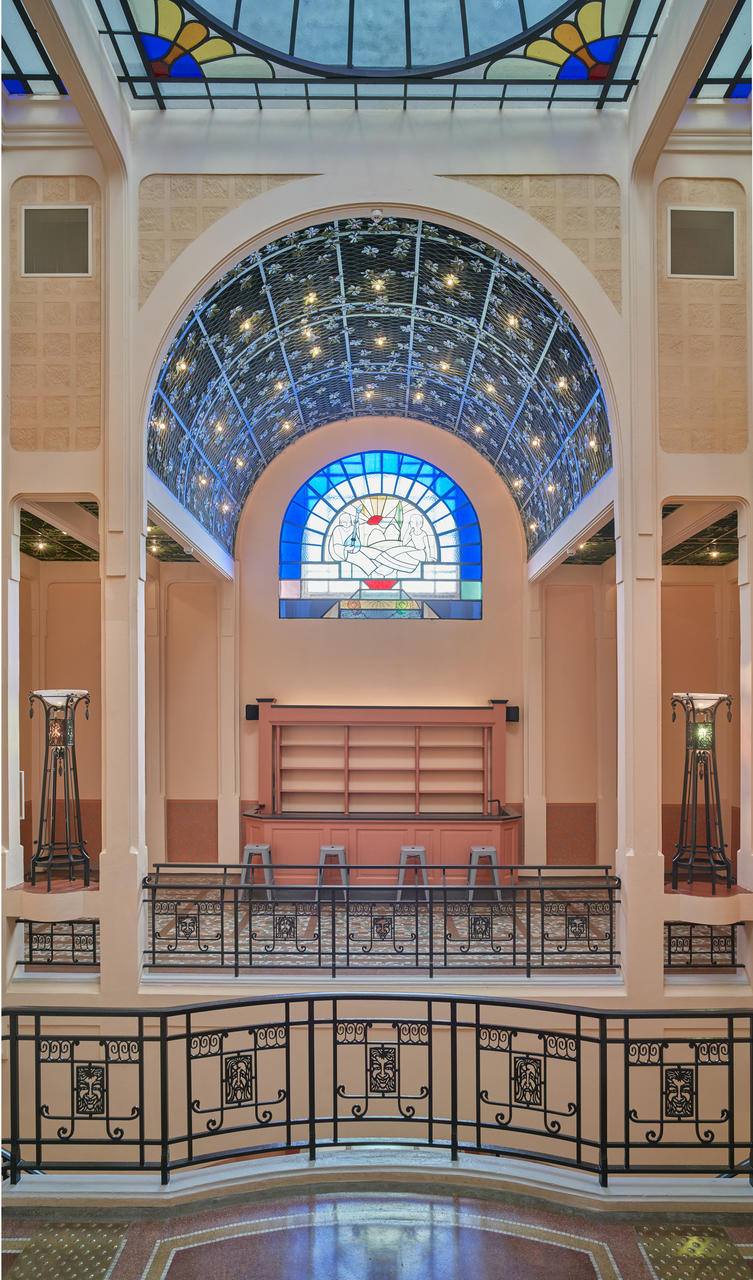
[[146, 217, 612, 556]]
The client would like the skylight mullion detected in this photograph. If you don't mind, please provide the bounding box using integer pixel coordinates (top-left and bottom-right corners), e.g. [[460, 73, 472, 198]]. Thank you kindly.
[[459, 0, 470, 60], [13, 0, 65, 92], [404, 0, 412, 69], [694, 0, 747, 96], [1, 37, 32, 93], [194, 315, 267, 465], [118, 0, 166, 109], [595, 0, 643, 110], [333, 230, 357, 419], [726, 50, 751, 97], [451, 260, 500, 433]]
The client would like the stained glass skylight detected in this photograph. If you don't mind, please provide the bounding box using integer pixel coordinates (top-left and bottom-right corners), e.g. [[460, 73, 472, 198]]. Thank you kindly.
[[2, 0, 66, 96], [691, 0, 751, 100], [146, 217, 612, 557], [84, 0, 671, 107]]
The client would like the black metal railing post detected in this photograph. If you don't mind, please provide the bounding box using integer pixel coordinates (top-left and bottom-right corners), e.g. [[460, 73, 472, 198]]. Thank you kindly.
[[598, 1013, 608, 1187], [159, 1012, 170, 1185], [8, 1011, 21, 1185], [450, 1001, 458, 1161], [308, 998, 316, 1161], [525, 889, 532, 978]]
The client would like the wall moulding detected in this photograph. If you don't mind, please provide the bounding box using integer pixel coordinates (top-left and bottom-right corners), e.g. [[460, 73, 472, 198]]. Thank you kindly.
[[446, 174, 622, 312], [138, 173, 316, 305]]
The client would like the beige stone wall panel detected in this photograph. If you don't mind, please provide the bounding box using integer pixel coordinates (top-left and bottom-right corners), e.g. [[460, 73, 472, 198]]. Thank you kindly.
[[10, 176, 102, 452], [446, 174, 622, 310], [657, 177, 748, 454], [138, 174, 310, 304]]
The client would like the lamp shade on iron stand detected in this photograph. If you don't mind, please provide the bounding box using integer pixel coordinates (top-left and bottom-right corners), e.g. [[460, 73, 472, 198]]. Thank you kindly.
[[670, 692, 733, 894], [29, 690, 91, 891]]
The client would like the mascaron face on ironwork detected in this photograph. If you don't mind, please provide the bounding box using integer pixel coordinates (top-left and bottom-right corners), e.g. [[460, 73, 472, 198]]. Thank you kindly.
[[148, 217, 612, 558]]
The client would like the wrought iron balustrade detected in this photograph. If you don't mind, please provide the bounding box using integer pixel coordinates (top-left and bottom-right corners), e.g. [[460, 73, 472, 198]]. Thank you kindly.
[[142, 863, 620, 977], [19, 919, 99, 969], [664, 922, 743, 970], [4, 994, 751, 1189]]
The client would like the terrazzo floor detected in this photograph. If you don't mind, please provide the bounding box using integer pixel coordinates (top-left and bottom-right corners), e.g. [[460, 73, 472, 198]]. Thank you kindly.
[[3, 1193, 752, 1279]]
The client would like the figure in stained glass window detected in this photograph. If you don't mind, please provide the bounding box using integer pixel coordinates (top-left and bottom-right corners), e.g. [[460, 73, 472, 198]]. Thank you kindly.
[[279, 452, 482, 620]]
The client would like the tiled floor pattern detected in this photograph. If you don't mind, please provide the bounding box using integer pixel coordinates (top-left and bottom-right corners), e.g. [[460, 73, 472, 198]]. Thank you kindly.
[[3, 1195, 752, 1279]]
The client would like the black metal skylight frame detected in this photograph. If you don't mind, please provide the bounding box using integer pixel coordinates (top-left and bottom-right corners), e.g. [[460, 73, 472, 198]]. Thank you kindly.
[[2, 0, 66, 97], [690, 0, 751, 100], [83, 0, 671, 109]]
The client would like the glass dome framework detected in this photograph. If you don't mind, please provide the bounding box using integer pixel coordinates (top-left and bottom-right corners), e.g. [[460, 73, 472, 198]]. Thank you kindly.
[[147, 216, 613, 557]]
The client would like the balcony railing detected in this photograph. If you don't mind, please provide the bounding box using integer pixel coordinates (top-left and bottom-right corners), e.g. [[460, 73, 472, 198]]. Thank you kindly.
[[142, 863, 620, 977], [19, 920, 99, 969], [664, 922, 742, 969], [4, 994, 751, 1188]]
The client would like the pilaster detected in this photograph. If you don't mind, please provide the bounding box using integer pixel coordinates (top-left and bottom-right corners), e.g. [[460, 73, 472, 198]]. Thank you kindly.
[[97, 163, 147, 1003], [523, 581, 547, 863], [217, 577, 240, 861], [614, 169, 665, 1004]]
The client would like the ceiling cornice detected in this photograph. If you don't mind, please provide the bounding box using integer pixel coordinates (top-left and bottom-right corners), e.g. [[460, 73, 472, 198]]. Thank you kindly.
[[2, 119, 93, 149]]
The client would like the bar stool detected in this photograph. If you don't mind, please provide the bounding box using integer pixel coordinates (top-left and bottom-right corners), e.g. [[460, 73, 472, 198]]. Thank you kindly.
[[396, 845, 429, 904], [468, 846, 502, 902], [317, 845, 349, 889], [241, 843, 274, 903]]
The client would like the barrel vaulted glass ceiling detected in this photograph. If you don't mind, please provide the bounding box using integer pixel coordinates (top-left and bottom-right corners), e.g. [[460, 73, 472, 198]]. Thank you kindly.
[[147, 217, 612, 556], [3, 0, 751, 107]]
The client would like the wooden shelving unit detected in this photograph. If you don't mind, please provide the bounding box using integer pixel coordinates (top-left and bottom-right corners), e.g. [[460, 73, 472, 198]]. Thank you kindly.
[[259, 702, 507, 818]]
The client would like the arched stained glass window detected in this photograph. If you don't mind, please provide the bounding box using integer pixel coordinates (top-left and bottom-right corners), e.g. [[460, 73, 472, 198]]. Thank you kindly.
[[279, 452, 482, 620]]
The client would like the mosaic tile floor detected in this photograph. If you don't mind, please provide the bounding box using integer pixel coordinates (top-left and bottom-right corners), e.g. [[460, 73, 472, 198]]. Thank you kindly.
[[3, 1195, 752, 1279]]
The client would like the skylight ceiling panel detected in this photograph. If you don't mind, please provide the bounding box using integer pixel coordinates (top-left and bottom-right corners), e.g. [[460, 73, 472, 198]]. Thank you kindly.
[[465, 0, 523, 53], [293, 0, 350, 65], [352, 0, 407, 67], [347, 313, 411, 375], [235, 0, 295, 53], [409, 318, 477, 384], [296, 374, 355, 424], [409, 0, 466, 66], [339, 223, 418, 311]]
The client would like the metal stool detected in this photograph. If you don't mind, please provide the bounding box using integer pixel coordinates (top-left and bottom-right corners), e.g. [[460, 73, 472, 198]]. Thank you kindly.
[[468, 845, 502, 902], [397, 845, 429, 904], [317, 845, 349, 889], [241, 842, 274, 903]]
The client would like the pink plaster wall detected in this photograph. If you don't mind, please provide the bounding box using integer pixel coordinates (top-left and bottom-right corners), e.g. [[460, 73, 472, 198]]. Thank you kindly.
[[18, 563, 102, 869], [45, 581, 102, 800], [165, 581, 219, 799], [544, 583, 597, 802], [661, 573, 741, 870], [235, 417, 526, 810]]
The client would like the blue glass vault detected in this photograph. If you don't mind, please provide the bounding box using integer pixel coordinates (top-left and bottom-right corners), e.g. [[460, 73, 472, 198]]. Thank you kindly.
[[279, 451, 482, 619], [146, 217, 613, 559]]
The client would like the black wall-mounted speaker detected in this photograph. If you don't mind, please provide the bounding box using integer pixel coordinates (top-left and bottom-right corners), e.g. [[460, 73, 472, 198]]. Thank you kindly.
[[505, 705, 520, 723], [245, 705, 260, 721]]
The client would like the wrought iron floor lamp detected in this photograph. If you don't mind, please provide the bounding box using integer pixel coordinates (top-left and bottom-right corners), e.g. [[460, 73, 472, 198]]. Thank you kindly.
[[670, 692, 733, 894], [29, 690, 91, 890]]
